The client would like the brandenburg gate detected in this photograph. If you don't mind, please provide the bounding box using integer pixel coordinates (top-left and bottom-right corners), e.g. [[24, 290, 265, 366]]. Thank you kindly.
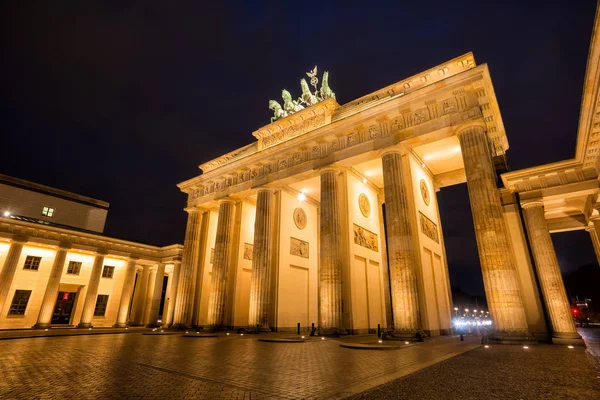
[[171, 53, 584, 345]]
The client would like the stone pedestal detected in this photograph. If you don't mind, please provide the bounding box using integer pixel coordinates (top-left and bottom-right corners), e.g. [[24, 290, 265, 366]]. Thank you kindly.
[[522, 201, 584, 346], [319, 169, 346, 335], [206, 201, 235, 331], [0, 239, 25, 315], [146, 263, 166, 327], [458, 126, 531, 341], [77, 252, 106, 328], [34, 245, 69, 328], [249, 189, 274, 332], [114, 258, 138, 328], [380, 150, 420, 337], [164, 261, 181, 326], [171, 209, 203, 329], [131, 265, 150, 326]]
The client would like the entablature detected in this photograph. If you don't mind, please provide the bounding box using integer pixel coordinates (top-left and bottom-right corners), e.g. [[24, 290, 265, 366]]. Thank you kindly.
[[180, 63, 506, 207], [0, 219, 183, 263]]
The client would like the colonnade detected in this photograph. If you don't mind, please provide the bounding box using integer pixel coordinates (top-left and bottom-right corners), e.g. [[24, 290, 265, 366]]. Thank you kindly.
[[0, 241, 180, 329], [168, 123, 582, 343]]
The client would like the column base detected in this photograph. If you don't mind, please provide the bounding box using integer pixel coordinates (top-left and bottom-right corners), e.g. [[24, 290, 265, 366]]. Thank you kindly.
[[317, 327, 348, 337], [488, 331, 536, 345], [552, 332, 586, 347], [32, 323, 52, 329], [77, 322, 93, 329], [113, 323, 128, 328], [384, 330, 422, 342], [170, 323, 192, 331]]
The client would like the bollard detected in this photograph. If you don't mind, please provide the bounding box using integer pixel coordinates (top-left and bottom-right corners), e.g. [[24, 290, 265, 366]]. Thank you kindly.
[[460, 333, 464, 341], [297, 322, 300, 335], [377, 324, 381, 338]]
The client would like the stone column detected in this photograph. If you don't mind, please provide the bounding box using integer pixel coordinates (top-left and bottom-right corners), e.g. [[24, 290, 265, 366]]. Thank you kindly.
[[319, 169, 346, 335], [131, 265, 150, 326], [0, 238, 25, 315], [143, 268, 157, 325], [146, 263, 166, 327], [113, 257, 138, 328], [206, 200, 235, 330], [588, 214, 600, 266], [171, 209, 203, 329], [164, 261, 181, 326], [248, 189, 275, 332], [380, 150, 420, 337], [33, 244, 70, 328], [77, 251, 106, 328], [458, 125, 530, 340], [521, 201, 583, 345]]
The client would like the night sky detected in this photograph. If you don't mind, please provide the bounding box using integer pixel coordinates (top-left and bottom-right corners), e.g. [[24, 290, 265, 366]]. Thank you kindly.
[[1, 1, 598, 297]]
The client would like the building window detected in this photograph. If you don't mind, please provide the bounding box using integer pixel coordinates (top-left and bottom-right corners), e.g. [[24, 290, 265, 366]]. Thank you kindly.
[[102, 265, 115, 278], [93, 294, 109, 316], [41, 207, 55, 217], [8, 290, 32, 315], [23, 256, 41, 271], [66, 261, 82, 275]]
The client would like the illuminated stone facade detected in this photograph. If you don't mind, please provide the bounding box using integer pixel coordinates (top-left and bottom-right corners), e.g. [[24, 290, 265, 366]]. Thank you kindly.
[[0, 177, 183, 329], [174, 52, 565, 342]]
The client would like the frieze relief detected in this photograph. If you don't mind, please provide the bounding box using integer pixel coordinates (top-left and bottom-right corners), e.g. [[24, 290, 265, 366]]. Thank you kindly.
[[419, 212, 439, 243], [353, 224, 378, 252], [290, 237, 309, 258]]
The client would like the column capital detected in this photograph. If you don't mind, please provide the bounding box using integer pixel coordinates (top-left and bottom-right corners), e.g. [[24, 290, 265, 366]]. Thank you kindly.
[[455, 122, 487, 138], [95, 249, 108, 256], [10, 235, 28, 244], [255, 186, 277, 195], [218, 198, 236, 206], [585, 224, 596, 232], [184, 206, 203, 214], [318, 165, 344, 175], [520, 199, 544, 210], [127, 256, 140, 262], [378, 145, 407, 158]]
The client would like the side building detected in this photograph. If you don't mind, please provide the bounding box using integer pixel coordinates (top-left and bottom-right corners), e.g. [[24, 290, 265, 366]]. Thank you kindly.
[[0, 174, 183, 329]]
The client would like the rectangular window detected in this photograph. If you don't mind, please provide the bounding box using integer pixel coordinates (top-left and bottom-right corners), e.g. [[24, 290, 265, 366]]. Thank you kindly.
[[66, 261, 82, 275], [93, 294, 109, 316], [8, 290, 32, 315], [23, 256, 41, 271], [101, 266, 115, 278], [41, 207, 55, 217]]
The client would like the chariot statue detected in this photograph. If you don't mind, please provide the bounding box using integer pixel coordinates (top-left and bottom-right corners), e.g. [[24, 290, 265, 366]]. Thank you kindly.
[[268, 65, 336, 123]]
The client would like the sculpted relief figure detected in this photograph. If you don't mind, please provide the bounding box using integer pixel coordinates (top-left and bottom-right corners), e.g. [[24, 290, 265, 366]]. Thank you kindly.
[[320, 71, 336, 100], [269, 100, 288, 123], [282, 90, 304, 114], [268, 66, 336, 122]]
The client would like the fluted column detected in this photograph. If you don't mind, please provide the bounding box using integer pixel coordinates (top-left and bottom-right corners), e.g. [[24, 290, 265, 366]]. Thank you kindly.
[[249, 189, 275, 332], [114, 257, 138, 328], [206, 200, 235, 329], [34, 244, 70, 328], [0, 239, 25, 315], [319, 169, 346, 335], [171, 209, 203, 329], [78, 251, 106, 328], [588, 214, 600, 266], [143, 268, 157, 324], [381, 150, 420, 336], [131, 265, 150, 326], [146, 263, 166, 327], [164, 261, 181, 326], [458, 125, 530, 339], [522, 201, 583, 345]]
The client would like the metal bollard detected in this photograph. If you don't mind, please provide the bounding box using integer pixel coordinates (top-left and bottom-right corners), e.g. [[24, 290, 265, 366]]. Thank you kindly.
[[297, 323, 300, 335], [377, 324, 381, 338]]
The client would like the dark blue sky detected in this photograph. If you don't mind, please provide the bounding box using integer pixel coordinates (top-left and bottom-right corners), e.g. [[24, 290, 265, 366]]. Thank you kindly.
[[1, 0, 597, 296]]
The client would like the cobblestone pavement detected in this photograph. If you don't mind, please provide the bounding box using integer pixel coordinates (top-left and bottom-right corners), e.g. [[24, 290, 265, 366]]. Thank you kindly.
[[580, 326, 600, 359], [347, 336, 600, 400], [0, 333, 478, 399]]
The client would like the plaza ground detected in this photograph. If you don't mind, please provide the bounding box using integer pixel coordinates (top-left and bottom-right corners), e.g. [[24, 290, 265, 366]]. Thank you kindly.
[[0, 329, 598, 399]]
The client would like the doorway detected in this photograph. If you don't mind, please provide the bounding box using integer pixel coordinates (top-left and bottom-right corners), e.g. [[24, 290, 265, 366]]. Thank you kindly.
[[51, 291, 77, 324]]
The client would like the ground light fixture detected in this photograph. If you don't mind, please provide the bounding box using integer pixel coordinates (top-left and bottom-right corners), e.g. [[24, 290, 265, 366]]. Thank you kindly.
[[568, 346, 574, 349], [523, 346, 529, 349], [405, 341, 409, 345], [484, 345, 489, 348]]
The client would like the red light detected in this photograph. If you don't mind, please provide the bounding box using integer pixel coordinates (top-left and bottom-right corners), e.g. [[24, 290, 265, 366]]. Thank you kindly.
[[572, 308, 579, 315]]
